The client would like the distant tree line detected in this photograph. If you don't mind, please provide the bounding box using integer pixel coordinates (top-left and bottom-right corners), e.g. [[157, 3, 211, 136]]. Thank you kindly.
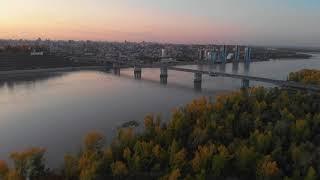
[[1, 70, 320, 180], [289, 69, 320, 85]]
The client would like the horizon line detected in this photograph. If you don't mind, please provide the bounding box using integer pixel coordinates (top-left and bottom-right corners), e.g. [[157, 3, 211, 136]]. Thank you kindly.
[[1, 38, 320, 49]]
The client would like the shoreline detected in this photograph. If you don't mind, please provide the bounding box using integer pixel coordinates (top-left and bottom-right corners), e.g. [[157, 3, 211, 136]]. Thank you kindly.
[[0, 52, 317, 80]]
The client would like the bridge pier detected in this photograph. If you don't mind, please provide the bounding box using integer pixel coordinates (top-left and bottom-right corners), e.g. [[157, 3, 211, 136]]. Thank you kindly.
[[194, 72, 202, 90], [160, 67, 168, 85], [113, 63, 120, 75], [241, 79, 250, 89], [134, 66, 142, 79]]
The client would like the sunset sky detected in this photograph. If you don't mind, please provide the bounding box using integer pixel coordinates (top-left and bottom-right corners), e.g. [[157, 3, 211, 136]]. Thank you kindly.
[[0, 0, 319, 46]]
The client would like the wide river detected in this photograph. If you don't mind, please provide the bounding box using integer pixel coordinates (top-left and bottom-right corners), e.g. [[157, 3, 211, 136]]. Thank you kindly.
[[1, 54, 320, 167]]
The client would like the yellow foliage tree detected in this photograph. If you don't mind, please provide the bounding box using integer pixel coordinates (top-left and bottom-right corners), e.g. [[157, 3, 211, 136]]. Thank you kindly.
[[191, 144, 215, 172], [78, 151, 101, 180], [83, 131, 105, 152], [171, 148, 187, 169], [10, 147, 46, 178], [5, 170, 23, 180], [111, 161, 128, 177], [64, 154, 78, 180], [257, 155, 280, 179], [0, 160, 9, 178], [167, 169, 181, 180]]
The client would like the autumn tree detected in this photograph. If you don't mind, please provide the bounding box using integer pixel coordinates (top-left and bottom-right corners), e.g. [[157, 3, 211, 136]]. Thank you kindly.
[[10, 148, 46, 179]]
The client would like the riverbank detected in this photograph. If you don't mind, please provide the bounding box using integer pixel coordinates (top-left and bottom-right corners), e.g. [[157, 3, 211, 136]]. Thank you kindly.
[[0, 66, 109, 79], [0, 53, 102, 71]]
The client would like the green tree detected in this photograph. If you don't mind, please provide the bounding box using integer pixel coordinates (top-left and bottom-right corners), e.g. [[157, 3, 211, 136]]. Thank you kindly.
[[304, 166, 317, 180]]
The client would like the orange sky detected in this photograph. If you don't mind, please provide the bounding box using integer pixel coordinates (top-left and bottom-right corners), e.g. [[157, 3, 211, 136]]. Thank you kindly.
[[0, 0, 242, 43], [1, 0, 319, 46]]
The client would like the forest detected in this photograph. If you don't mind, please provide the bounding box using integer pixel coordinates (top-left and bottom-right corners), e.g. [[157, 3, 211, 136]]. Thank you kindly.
[[0, 69, 320, 180]]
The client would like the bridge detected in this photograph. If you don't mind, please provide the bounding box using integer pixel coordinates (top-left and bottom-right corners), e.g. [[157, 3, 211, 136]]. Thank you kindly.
[[168, 67, 320, 92], [107, 59, 320, 92], [0, 58, 319, 92]]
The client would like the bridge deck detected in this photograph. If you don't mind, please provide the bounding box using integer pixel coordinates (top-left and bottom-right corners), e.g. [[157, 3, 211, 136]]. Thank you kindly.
[[1, 57, 319, 92], [168, 67, 320, 92]]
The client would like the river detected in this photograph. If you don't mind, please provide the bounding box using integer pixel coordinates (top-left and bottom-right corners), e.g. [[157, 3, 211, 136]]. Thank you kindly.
[[1, 54, 320, 167]]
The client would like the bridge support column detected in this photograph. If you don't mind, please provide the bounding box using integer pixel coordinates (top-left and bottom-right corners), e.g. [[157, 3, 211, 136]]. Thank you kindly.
[[113, 63, 120, 75], [232, 62, 239, 74], [241, 79, 250, 89], [134, 66, 142, 79], [194, 72, 202, 90], [160, 67, 168, 85]]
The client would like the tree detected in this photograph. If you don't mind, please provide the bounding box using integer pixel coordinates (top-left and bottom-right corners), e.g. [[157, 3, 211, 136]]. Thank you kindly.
[[191, 144, 215, 173], [164, 169, 181, 180], [64, 154, 78, 180], [170, 148, 187, 169], [304, 166, 317, 180], [83, 131, 105, 152], [0, 160, 9, 178], [212, 154, 227, 178], [111, 161, 128, 178], [257, 155, 280, 179], [235, 145, 258, 178], [78, 152, 101, 180], [10, 148, 46, 179], [5, 170, 23, 180]]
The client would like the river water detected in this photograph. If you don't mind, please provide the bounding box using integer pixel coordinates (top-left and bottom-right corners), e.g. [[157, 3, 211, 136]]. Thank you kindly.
[[1, 54, 320, 167]]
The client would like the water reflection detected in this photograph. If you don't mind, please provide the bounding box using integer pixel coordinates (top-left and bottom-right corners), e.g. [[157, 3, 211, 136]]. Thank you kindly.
[[0, 72, 65, 90], [232, 62, 239, 74], [160, 76, 168, 85], [208, 64, 218, 72], [218, 64, 226, 72], [194, 81, 202, 91], [244, 63, 250, 74]]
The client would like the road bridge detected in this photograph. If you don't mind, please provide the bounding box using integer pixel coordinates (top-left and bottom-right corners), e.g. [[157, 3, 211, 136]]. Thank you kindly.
[[168, 67, 320, 92], [1, 58, 319, 92], [106, 59, 320, 92]]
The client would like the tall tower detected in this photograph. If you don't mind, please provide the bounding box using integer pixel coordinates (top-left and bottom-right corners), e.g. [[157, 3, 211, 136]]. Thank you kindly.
[[235, 45, 240, 62], [244, 47, 252, 64]]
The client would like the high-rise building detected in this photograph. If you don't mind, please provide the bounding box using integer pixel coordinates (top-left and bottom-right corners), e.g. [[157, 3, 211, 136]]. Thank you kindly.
[[161, 49, 167, 58], [199, 49, 205, 60], [210, 50, 218, 63], [220, 45, 227, 63]]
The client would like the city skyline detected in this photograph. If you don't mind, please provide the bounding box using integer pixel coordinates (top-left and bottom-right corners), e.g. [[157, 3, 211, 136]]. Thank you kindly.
[[1, 0, 320, 47]]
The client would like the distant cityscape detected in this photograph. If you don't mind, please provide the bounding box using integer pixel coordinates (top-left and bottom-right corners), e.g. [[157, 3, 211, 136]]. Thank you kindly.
[[0, 38, 313, 71]]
